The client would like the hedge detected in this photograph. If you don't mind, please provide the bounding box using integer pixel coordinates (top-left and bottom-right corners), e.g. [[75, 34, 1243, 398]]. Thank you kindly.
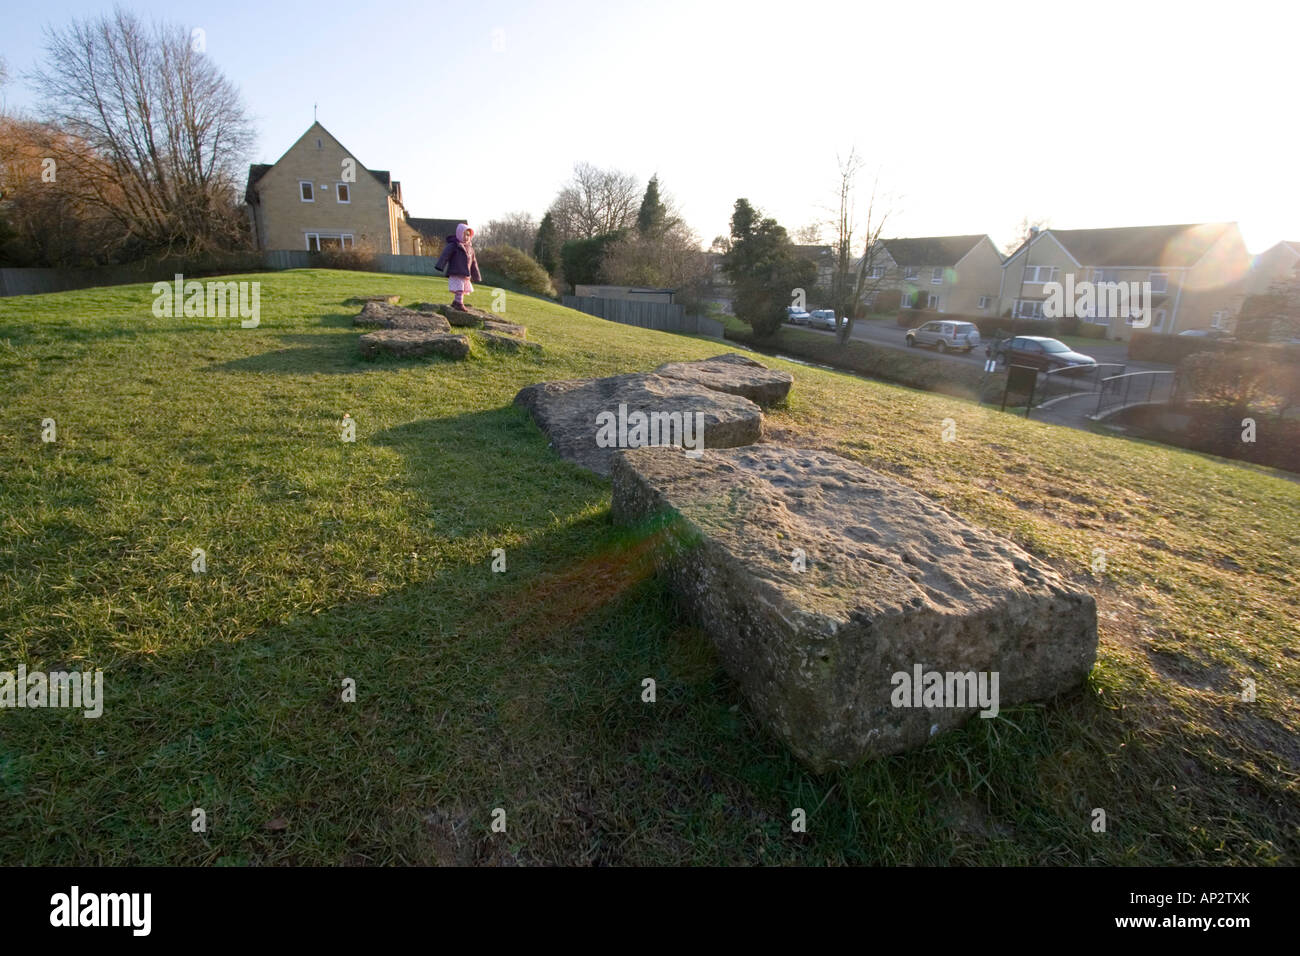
[[1129, 331, 1300, 366], [725, 316, 1004, 402], [1114, 404, 1300, 474]]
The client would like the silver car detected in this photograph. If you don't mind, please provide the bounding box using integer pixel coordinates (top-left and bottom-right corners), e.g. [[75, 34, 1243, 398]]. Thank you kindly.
[[809, 309, 838, 331], [906, 319, 981, 353]]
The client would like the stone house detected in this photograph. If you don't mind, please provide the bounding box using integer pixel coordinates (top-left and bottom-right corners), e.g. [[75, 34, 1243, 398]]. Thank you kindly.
[[998, 223, 1252, 339], [245, 121, 463, 256], [860, 235, 1005, 315]]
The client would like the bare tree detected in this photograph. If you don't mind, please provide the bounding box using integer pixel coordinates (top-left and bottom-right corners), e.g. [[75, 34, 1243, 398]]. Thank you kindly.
[[828, 148, 892, 346], [794, 222, 826, 245], [477, 211, 537, 253], [28, 8, 254, 255], [1004, 215, 1050, 255], [546, 162, 640, 241]]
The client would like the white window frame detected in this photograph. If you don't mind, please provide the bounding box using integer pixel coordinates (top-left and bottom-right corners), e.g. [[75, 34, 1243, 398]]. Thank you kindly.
[[931, 267, 944, 284], [901, 291, 916, 309], [1211, 310, 1228, 330], [903, 266, 919, 280], [1095, 268, 1120, 284], [1022, 265, 1058, 284], [868, 264, 885, 279], [978, 295, 991, 311], [307, 232, 354, 251], [336, 182, 351, 204], [927, 293, 940, 309], [1148, 271, 1168, 293], [1014, 299, 1044, 319], [299, 181, 314, 202]]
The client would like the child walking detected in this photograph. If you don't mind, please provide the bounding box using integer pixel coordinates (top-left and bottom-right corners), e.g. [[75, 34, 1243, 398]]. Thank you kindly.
[[435, 223, 482, 310]]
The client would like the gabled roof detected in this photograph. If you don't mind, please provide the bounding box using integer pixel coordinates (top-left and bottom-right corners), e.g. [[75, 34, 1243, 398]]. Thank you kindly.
[[877, 235, 988, 267], [406, 217, 468, 240], [244, 121, 400, 203], [1042, 223, 1236, 268]]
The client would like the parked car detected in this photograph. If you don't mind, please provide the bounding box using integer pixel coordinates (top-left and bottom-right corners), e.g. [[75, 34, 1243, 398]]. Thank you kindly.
[[905, 320, 981, 353], [785, 306, 811, 325], [988, 335, 1097, 371], [1177, 328, 1235, 341], [808, 309, 838, 331]]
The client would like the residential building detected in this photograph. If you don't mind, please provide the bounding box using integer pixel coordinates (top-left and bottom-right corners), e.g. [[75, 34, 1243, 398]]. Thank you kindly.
[[860, 235, 1004, 315], [998, 222, 1252, 339], [245, 121, 463, 257], [1246, 240, 1300, 294]]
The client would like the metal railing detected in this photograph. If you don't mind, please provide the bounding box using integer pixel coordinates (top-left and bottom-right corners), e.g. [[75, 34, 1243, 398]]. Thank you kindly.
[[1093, 370, 1176, 418], [1033, 363, 1127, 408]]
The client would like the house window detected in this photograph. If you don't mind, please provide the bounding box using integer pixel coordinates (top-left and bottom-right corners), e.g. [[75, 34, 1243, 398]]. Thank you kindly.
[[336, 183, 350, 204], [1022, 265, 1058, 284], [903, 266, 919, 279], [869, 265, 885, 279], [307, 233, 354, 251], [1095, 268, 1120, 284], [927, 293, 940, 309], [978, 295, 991, 310], [1148, 271, 1168, 293], [932, 267, 944, 284], [901, 291, 916, 308], [316, 138, 323, 149], [1211, 310, 1228, 329], [1013, 299, 1044, 319], [300, 181, 314, 202]]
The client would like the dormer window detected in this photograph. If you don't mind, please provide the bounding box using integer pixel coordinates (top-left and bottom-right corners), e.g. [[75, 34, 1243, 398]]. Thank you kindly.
[[299, 181, 314, 202]]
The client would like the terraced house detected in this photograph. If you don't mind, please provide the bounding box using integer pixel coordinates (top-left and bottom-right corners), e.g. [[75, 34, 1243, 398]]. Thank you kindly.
[[245, 121, 449, 256], [999, 223, 1252, 339], [860, 235, 1005, 315]]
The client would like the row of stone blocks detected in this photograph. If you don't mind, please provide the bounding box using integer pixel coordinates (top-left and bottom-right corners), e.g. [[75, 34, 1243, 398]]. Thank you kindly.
[[352, 300, 537, 359], [513, 354, 1098, 771]]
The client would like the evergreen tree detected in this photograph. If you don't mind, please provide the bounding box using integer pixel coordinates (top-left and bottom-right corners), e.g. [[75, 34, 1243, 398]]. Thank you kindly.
[[636, 175, 667, 237], [533, 212, 559, 275]]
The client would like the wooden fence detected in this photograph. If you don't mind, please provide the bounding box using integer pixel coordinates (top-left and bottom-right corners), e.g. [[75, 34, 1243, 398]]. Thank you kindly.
[[562, 295, 723, 338]]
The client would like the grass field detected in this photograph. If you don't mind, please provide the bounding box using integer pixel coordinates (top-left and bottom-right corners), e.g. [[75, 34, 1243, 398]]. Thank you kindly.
[[1, 269, 1296, 865]]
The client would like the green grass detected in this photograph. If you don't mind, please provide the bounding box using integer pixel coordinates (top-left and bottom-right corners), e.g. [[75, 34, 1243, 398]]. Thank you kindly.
[[1, 269, 1296, 865]]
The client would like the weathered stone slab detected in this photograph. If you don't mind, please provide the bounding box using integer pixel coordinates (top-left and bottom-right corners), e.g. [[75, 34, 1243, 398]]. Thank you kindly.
[[610, 444, 1097, 771], [354, 301, 451, 332], [482, 319, 526, 338], [358, 329, 469, 360], [514, 373, 763, 476], [476, 330, 541, 353], [437, 304, 496, 327], [655, 353, 793, 407]]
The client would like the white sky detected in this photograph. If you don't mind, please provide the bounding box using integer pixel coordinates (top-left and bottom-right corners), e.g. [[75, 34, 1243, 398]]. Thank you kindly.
[[3, 0, 1296, 252]]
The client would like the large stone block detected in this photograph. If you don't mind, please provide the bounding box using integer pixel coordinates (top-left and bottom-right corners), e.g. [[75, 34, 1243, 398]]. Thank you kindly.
[[655, 353, 793, 407], [611, 444, 1097, 771], [358, 329, 469, 360], [514, 373, 763, 476], [353, 301, 451, 332]]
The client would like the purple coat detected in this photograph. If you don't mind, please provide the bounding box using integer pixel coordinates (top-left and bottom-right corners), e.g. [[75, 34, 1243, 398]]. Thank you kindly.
[[435, 229, 481, 282]]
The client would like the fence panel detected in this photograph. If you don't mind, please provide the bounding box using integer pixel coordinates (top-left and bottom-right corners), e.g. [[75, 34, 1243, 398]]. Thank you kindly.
[[561, 294, 719, 338]]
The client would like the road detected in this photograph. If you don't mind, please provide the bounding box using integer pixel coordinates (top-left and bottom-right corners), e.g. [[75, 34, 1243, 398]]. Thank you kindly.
[[792, 318, 1173, 374]]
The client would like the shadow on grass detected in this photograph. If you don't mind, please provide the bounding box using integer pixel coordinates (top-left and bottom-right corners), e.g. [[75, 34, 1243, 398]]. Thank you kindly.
[[205, 323, 471, 376]]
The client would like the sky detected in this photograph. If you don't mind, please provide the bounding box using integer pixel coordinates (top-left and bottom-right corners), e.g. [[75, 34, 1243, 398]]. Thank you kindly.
[[2, 0, 1297, 253]]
